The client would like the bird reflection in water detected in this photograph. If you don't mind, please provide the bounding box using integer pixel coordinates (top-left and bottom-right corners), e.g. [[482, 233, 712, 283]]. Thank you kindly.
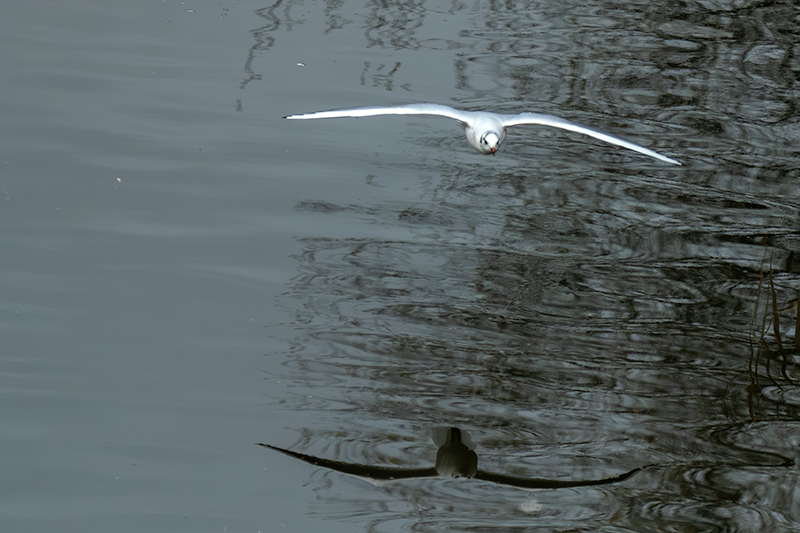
[[259, 427, 643, 489]]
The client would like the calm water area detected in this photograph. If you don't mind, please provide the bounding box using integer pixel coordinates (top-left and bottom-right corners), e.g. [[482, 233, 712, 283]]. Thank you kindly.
[[3, 1, 800, 532]]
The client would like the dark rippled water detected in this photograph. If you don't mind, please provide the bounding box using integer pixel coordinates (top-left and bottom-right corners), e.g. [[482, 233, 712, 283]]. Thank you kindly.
[[4, 0, 800, 532], [264, 1, 800, 531]]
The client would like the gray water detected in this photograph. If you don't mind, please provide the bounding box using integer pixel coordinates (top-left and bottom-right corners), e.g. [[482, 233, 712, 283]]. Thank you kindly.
[[3, 1, 800, 532]]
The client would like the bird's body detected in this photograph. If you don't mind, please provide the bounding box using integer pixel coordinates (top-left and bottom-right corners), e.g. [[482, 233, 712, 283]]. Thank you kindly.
[[284, 103, 681, 165]]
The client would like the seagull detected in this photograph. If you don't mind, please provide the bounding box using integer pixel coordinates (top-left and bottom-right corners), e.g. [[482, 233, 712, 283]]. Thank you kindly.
[[284, 103, 681, 165], [258, 427, 645, 489]]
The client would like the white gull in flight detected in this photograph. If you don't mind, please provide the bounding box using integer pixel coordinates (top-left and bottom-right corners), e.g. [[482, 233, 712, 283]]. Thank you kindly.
[[284, 103, 681, 165]]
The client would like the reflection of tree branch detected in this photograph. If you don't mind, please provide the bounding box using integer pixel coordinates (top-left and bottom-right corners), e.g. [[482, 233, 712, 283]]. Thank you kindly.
[[240, 2, 283, 91], [363, 1, 425, 50], [749, 237, 799, 419], [323, 1, 348, 35], [360, 61, 407, 91]]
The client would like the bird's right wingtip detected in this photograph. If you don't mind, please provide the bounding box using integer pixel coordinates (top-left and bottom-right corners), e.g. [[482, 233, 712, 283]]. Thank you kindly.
[[658, 154, 682, 165]]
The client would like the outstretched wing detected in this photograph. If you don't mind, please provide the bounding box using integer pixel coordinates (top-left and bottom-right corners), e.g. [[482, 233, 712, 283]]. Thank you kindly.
[[258, 443, 438, 481], [284, 103, 472, 124], [474, 464, 645, 489], [502, 113, 681, 165]]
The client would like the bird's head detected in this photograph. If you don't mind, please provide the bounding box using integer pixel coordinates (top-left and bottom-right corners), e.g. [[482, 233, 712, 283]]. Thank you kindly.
[[480, 131, 501, 155]]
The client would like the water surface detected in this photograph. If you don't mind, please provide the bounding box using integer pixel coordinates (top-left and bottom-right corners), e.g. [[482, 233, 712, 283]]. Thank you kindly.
[[3, 0, 800, 532]]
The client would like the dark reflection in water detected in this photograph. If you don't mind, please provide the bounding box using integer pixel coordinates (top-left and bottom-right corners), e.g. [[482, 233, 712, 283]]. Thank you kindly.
[[254, 0, 800, 531], [261, 427, 645, 488], [269, 179, 800, 530]]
